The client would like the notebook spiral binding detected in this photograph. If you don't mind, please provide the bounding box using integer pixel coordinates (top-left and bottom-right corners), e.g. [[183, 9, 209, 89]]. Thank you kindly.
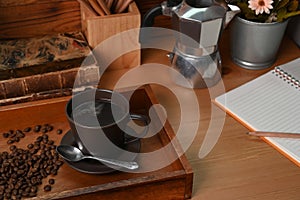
[[272, 66, 300, 89]]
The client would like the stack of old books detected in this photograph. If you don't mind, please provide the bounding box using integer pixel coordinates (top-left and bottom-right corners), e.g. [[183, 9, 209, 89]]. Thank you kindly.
[[0, 32, 99, 106]]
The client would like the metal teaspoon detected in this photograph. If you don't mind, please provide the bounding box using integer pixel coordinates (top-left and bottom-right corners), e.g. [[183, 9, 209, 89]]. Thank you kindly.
[[56, 145, 139, 170]]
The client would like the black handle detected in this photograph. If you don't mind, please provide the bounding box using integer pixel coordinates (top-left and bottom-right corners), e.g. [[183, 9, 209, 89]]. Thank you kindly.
[[124, 114, 150, 144], [167, 0, 183, 7], [141, 5, 163, 27], [141, 0, 183, 27]]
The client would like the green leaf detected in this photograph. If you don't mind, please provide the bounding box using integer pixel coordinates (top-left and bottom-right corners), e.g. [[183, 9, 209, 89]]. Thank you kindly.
[[287, 0, 299, 12], [276, 8, 300, 22], [284, 10, 300, 19], [245, 12, 256, 19], [237, 2, 250, 13], [276, 0, 289, 10], [277, 8, 288, 22]]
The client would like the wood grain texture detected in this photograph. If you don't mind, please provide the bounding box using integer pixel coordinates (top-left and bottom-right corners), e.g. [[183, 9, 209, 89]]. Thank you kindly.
[[96, 28, 300, 200], [96, 0, 111, 15], [0, 0, 81, 39], [82, 2, 140, 48], [0, 0, 74, 7], [82, 2, 141, 70], [0, 0, 172, 39], [87, 0, 105, 16]]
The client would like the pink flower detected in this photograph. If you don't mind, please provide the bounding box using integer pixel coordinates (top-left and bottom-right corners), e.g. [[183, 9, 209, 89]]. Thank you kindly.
[[248, 0, 274, 15]]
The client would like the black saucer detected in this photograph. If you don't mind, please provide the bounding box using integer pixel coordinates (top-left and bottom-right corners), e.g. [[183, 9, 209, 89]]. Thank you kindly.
[[59, 129, 141, 174]]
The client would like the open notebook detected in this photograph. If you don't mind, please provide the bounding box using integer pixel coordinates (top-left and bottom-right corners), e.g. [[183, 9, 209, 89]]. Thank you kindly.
[[215, 58, 300, 167]]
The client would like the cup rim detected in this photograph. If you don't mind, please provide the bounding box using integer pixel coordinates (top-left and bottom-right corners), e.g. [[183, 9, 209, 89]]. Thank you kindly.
[[66, 88, 129, 129]]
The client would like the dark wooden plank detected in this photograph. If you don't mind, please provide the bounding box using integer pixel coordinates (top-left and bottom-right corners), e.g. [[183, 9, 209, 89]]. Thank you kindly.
[[0, 0, 75, 7], [0, 1, 81, 39]]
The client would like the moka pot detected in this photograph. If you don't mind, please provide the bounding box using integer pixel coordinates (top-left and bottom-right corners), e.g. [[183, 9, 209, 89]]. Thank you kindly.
[[142, 0, 240, 88]]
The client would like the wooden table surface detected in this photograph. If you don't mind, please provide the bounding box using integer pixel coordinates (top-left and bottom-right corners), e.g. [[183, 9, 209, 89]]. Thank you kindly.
[[0, 26, 299, 199], [100, 27, 300, 199]]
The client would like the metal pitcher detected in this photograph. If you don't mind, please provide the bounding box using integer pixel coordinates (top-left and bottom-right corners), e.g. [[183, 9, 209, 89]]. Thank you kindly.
[[142, 0, 240, 88]]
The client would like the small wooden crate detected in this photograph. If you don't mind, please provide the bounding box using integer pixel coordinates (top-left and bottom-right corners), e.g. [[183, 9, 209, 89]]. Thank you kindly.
[[81, 2, 141, 71]]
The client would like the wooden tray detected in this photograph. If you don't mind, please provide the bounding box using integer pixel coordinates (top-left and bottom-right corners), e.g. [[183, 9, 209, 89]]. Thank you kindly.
[[0, 85, 193, 200]]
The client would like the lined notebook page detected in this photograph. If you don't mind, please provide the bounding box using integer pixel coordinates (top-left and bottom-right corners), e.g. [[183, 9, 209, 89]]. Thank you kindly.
[[215, 58, 300, 164], [278, 58, 300, 81]]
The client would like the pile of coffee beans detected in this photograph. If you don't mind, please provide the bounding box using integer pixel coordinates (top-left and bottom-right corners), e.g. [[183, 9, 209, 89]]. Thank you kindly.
[[0, 124, 64, 200]]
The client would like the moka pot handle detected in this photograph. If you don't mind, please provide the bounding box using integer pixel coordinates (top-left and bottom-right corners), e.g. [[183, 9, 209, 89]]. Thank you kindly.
[[141, 0, 183, 27], [141, 5, 163, 27]]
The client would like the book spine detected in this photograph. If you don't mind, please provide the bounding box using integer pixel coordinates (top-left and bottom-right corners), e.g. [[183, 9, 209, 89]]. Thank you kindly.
[[0, 65, 100, 106]]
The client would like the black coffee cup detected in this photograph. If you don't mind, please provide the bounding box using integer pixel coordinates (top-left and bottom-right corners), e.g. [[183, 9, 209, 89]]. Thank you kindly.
[[65, 88, 149, 158]]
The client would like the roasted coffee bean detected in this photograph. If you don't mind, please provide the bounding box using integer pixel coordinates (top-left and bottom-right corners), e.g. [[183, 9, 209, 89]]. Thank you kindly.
[[47, 140, 54, 145], [27, 143, 34, 149], [7, 139, 14, 144], [17, 170, 25, 175], [9, 132, 16, 138], [32, 156, 39, 162], [46, 125, 53, 132], [9, 145, 17, 151], [48, 178, 55, 185], [15, 181, 22, 188], [11, 195, 20, 200], [41, 127, 48, 133], [21, 192, 29, 197], [31, 177, 38, 185], [11, 189, 18, 195], [34, 125, 41, 132], [40, 144, 46, 150], [43, 147, 50, 152], [1, 125, 64, 199], [28, 192, 36, 197], [51, 169, 58, 175], [30, 186, 37, 193], [42, 134, 48, 140], [23, 127, 31, 132], [43, 185, 51, 192], [2, 132, 9, 138], [45, 168, 51, 175], [34, 141, 40, 147], [56, 129, 63, 135], [24, 186, 31, 193], [17, 132, 25, 138], [36, 136, 43, 142], [33, 145, 40, 151], [8, 130, 16, 138], [55, 160, 63, 166], [29, 148, 38, 154], [4, 192, 11, 199]]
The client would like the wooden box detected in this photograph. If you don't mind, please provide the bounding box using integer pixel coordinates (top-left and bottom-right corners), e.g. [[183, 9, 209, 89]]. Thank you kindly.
[[81, 2, 141, 71], [0, 85, 193, 199]]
